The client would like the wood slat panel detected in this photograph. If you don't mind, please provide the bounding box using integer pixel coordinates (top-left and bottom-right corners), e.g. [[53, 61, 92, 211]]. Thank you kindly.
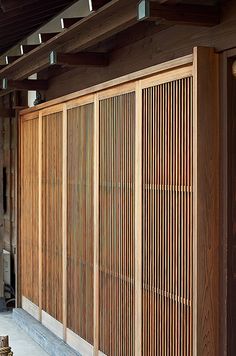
[[20, 117, 39, 306], [142, 77, 193, 356], [42, 111, 63, 322], [99, 93, 135, 355], [67, 104, 94, 345]]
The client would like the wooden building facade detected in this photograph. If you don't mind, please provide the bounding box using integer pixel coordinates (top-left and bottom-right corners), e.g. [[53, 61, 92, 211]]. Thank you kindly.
[[0, 0, 235, 355]]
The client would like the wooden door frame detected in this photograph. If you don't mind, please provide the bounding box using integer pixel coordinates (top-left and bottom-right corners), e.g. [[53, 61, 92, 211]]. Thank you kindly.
[[221, 47, 236, 356]]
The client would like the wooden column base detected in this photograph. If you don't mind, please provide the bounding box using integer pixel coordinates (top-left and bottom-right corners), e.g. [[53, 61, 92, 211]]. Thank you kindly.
[[0, 336, 13, 355]]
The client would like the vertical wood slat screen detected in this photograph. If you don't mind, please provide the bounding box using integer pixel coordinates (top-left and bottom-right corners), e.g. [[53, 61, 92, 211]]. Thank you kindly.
[[67, 104, 94, 344], [19, 52, 219, 356], [20, 117, 39, 306], [142, 78, 193, 356], [99, 93, 135, 355], [42, 111, 63, 322]]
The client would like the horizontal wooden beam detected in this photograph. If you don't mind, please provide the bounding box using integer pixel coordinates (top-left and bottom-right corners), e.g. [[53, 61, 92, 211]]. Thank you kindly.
[[39, 33, 60, 44], [20, 44, 40, 55], [49, 51, 109, 66], [61, 17, 84, 29], [2, 78, 48, 91], [0, 0, 137, 80], [5, 56, 22, 64], [138, 0, 220, 26]]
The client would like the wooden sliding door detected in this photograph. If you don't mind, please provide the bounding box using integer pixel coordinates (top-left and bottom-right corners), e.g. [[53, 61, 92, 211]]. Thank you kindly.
[[20, 114, 39, 315], [67, 101, 95, 347], [42, 107, 63, 327], [98, 89, 135, 355], [19, 48, 219, 356], [142, 77, 193, 355]]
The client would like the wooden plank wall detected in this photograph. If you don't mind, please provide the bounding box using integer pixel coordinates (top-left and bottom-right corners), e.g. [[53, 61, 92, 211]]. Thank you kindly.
[[67, 104, 94, 344], [19, 50, 219, 356], [20, 116, 39, 305], [99, 93, 135, 355], [142, 78, 193, 356], [42, 111, 63, 322]]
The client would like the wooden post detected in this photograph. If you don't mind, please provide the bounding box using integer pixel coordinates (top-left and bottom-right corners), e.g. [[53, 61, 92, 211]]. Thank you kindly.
[[0, 235, 4, 301], [93, 94, 99, 355], [0, 113, 5, 311], [193, 46, 220, 356], [62, 104, 67, 341], [38, 112, 42, 321], [0, 336, 13, 355]]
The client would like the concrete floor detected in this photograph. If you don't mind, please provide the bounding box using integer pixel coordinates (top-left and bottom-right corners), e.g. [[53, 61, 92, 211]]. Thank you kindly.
[[0, 312, 48, 356]]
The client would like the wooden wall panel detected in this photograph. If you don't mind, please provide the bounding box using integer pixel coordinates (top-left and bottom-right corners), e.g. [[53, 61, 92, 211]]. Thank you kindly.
[[20, 117, 39, 305], [67, 104, 94, 344], [42, 111, 63, 322], [142, 77, 193, 356], [99, 92, 135, 355]]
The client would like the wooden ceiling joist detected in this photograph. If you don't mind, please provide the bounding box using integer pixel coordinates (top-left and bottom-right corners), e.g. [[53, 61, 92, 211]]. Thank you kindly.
[[49, 51, 109, 66], [2, 78, 48, 91], [20, 44, 40, 55], [39, 33, 60, 44], [5, 56, 22, 64], [137, 0, 220, 26], [0, 0, 138, 81], [61, 18, 84, 29]]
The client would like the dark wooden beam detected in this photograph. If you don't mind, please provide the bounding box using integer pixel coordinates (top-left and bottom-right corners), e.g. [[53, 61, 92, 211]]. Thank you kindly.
[[89, 0, 110, 11], [2, 78, 48, 91], [137, 0, 220, 27], [39, 33, 60, 44], [0, 0, 138, 80], [61, 17, 84, 29], [20, 44, 40, 55], [49, 51, 109, 66], [5, 56, 22, 65], [0, 65, 7, 70]]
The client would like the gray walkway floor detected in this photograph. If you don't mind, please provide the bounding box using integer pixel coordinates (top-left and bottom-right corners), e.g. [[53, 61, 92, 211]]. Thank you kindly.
[[0, 312, 48, 356]]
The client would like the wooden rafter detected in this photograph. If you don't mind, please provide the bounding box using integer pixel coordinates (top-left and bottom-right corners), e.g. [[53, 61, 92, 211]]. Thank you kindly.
[[39, 33, 60, 44], [89, 0, 111, 11], [49, 51, 109, 66], [138, 0, 220, 26], [2, 78, 48, 91], [5, 56, 21, 64], [20, 44, 40, 55], [61, 18, 84, 29]]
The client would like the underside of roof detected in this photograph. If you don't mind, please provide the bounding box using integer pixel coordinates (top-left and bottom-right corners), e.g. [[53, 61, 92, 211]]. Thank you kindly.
[[0, 0, 77, 54]]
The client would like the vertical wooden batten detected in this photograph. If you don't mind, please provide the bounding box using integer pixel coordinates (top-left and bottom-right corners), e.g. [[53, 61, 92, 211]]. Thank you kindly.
[[135, 80, 142, 356], [38, 112, 43, 321], [94, 94, 99, 356], [62, 104, 68, 341], [193, 47, 220, 356]]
